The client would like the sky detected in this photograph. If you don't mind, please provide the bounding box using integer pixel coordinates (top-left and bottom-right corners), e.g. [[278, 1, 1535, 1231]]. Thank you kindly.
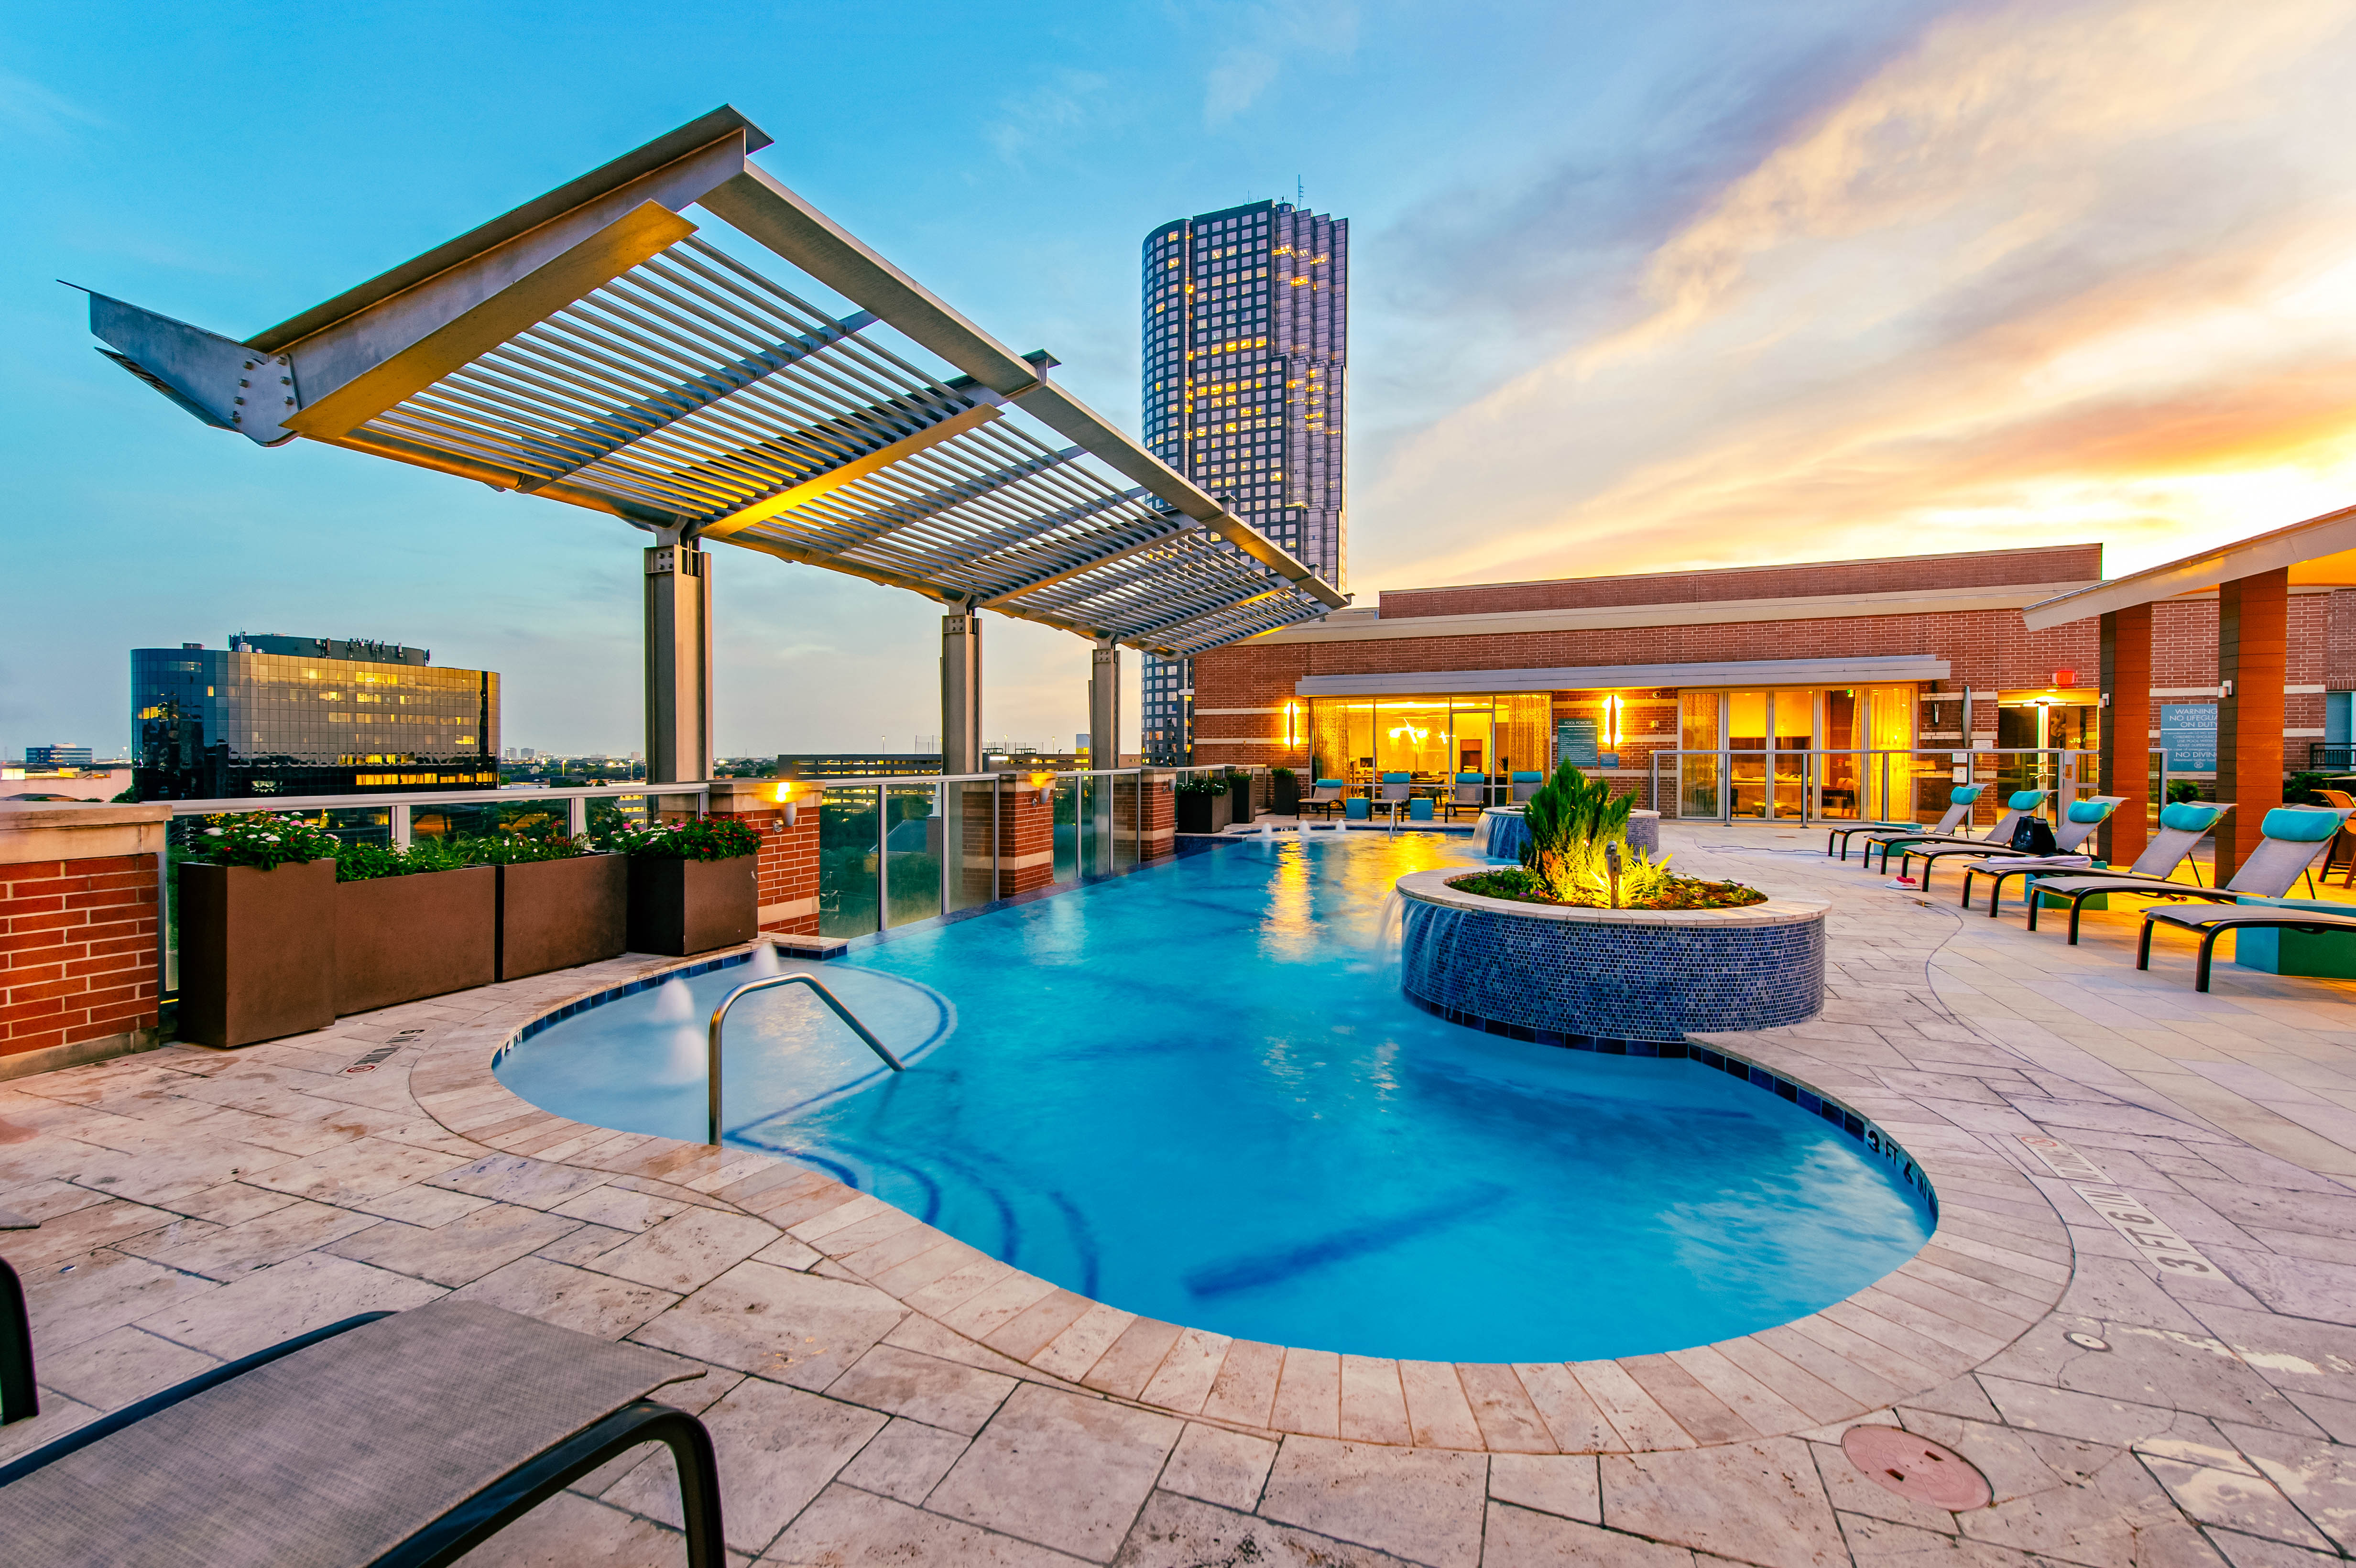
[[5, 0, 2356, 760]]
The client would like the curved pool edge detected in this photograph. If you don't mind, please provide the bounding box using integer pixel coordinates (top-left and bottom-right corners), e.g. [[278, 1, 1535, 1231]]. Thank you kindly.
[[404, 936, 2075, 1454]]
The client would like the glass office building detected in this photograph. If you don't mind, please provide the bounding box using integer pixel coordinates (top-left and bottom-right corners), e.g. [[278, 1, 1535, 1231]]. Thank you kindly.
[[132, 633, 499, 799], [1138, 199, 1349, 762]]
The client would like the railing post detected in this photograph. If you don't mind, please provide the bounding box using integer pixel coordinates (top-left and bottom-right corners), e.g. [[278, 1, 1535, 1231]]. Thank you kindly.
[[992, 774, 1002, 902], [874, 784, 887, 933], [391, 803, 412, 848], [567, 794, 588, 838]]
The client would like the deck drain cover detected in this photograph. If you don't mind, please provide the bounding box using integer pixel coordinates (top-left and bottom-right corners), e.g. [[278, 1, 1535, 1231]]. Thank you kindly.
[[1842, 1426, 1991, 1510]]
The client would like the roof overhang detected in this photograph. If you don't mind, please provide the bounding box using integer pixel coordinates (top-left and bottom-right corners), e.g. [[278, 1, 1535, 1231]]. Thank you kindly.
[[82, 106, 1345, 659], [1294, 655, 1952, 697], [2022, 502, 2356, 632]]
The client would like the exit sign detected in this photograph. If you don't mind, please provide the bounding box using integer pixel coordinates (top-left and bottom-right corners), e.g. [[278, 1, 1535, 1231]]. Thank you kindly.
[[2052, 669, 2077, 687]]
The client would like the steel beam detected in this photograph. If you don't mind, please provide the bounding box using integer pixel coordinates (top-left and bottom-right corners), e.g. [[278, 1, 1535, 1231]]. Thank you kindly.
[[287, 202, 698, 440]]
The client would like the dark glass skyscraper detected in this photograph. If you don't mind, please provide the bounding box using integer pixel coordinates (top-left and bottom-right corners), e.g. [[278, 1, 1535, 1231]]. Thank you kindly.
[[132, 633, 499, 799], [1139, 200, 1348, 762]]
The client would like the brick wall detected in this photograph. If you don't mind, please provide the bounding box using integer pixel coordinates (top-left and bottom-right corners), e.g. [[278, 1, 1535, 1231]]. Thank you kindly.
[[705, 782, 819, 936], [1196, 593, 2335, 767], [997, 782, 1057, 896], [1378, 544, 2102, 619], [1140, 771, 1176, 860], [3, 852, 159, 1065]]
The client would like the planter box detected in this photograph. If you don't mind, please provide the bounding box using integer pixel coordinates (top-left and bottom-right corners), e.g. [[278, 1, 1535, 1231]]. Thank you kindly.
[[627, 855, 757, 956], [497, 854, 627, 980], [1272, 775, 1299, 815], [337, 866, 496, 1015], [1227, 780, 1255, 826], [1175, 791, 1233, 835], [179, 859, 337, 1048]]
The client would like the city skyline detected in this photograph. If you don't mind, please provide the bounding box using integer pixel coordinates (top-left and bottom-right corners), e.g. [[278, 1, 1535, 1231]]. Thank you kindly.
[[7, 3, 2356, 762], [1139, 197, 1350, 763]]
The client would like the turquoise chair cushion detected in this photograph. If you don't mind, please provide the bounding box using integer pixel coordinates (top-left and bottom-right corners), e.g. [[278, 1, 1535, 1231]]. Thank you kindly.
[[2160, 802, 2221, 832], [1456, 773, 1485, 783], [1950, 785, 1984, 804], [2262, 807, 2342, 842], [1344, 797, 1370, 819], [2066, 799, 2116, 823], [1408, 798, 1434, 820], [2007, 790, 2046, 810], [1512, 771, 1543, 782], [1381, 772, 1412, 783], [1315, 778, 1343, 788]]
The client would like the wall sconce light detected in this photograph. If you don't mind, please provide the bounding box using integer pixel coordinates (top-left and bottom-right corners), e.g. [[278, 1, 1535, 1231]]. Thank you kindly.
[[1283, 700, 1299, 749], [1603, 695, 1624, 750], [773, 781, 800, 826], [1028, 770, 1054, 805], [2219, 680, 2235, 700]]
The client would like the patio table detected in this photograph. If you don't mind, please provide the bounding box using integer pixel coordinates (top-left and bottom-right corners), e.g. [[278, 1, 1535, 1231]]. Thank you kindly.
[[0, 1298, 717, 1568]]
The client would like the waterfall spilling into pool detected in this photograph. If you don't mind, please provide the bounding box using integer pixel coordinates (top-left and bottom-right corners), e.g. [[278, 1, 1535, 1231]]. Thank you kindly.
[[498, 830, 1930, 1362]]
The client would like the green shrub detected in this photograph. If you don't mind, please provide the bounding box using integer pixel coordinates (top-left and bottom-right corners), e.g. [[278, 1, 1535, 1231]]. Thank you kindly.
[[1174, 775, 1227, 795], [188, 813, 341, 871], [597, 816, 764, 861], [1520, 762, 1672, 908]]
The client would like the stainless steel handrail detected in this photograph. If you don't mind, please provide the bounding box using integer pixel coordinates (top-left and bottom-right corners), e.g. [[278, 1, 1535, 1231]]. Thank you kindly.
[[705, 972, 904, 1144]]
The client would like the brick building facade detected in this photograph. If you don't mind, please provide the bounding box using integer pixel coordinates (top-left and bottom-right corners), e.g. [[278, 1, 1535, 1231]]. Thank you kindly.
[[1190, 544, 2347, 818]]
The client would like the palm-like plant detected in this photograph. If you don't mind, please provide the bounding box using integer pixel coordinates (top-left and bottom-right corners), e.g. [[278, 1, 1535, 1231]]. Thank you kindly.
[[1520, 762, 1670, 907]]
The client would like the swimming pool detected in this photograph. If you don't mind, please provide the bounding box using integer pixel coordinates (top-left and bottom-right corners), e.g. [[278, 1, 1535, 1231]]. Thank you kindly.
[[496, 830, 1931, 1362]]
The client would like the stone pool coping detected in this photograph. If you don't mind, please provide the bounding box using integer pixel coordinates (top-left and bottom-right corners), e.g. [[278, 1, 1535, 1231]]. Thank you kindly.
[[1400, 865, 1828, 928], [407, 936, 2069, 1456]]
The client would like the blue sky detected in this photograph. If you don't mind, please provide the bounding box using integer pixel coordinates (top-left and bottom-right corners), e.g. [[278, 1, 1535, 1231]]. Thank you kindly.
[[7, 1, 2353, 759]]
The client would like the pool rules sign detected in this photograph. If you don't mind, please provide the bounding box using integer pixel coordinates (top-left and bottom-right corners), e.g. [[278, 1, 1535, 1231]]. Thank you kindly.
[[2017, 1133, 2223, 1278]]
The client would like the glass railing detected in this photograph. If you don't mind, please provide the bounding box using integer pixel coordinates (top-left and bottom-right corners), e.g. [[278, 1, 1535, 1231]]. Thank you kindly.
[[146, 767, 1222, 1001], [1649, 748, 2108, 825]]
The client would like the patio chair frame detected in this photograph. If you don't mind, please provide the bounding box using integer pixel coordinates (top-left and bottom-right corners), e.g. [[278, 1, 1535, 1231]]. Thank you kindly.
[[2138, 905, 2356, 993], [0, 1290, 726, 1568]]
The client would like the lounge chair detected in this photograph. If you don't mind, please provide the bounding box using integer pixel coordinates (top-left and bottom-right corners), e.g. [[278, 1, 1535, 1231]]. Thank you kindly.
[[2034, 804, 2337, 946], [1376, 773, 1413, 824], [1923, 795, 2123, 898], [2019, 801, 2230, 940], [2134, 807, 2356, 989], [0, 1290, 725, 1567], [1829, 785, 1979, 863], [1509, 770, 1545, 803], [2317, 788, 2356, 880], [1443, 773, 1487, 820], [1867, 788, 2044, 874], [1300, 778, 1344, 819]]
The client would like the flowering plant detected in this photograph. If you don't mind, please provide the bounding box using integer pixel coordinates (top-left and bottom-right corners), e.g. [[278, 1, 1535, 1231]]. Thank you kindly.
[[596, 815, 763, 861], [189, 813, 342, 871]]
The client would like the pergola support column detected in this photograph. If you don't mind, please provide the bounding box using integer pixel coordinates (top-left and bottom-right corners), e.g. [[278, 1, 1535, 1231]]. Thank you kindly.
[[2098, 604, 2152, 867], [644, 539, 713, 798], [2216, 566, 2289, 880], [941, 607, 982, 776], [1089, 639, 1120, 867]]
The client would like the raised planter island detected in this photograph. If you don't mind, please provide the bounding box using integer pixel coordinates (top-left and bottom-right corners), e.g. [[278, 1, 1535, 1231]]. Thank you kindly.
[[1395, 865, 1827, 1049]]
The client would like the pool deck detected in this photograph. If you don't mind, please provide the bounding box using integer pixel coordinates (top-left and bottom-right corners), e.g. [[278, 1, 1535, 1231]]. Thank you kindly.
[[4, 821, 2355, 1566]]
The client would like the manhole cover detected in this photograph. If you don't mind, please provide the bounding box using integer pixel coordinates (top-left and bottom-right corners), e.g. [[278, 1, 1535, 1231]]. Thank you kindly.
[[1842, 1426, 1992, 1510]]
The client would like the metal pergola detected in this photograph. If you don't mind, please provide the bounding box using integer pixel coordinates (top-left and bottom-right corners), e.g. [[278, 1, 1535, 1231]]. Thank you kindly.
[[83, 106, 1345, 660]]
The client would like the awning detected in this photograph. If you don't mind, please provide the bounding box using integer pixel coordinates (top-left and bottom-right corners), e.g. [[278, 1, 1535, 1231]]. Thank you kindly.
[[82, 107, 1345, 659], [2022, 501, 2356, 631], [1294, 655, 1951, 697]]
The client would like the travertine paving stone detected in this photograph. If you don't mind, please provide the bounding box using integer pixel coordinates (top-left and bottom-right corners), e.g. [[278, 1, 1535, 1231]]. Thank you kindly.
[[5, 822, 2356, 1565]]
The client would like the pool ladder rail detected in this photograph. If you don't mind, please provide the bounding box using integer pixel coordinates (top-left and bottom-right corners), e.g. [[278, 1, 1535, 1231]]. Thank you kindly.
[[707, 973, 905, 1145]]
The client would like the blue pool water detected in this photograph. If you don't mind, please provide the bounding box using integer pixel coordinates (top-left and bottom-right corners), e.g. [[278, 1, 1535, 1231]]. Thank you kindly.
[[496, 831, 1931, 1361]]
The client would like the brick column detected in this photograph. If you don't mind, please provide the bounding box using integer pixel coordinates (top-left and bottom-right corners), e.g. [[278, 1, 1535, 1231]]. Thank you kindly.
[[2098, 604, 2152, 868], [996, 774, 1057, 896], [2, 803, 169, 1079], [1140, 770, 1176, 862], [2216, 566, 2289, 881], [704, 780, 818, 936]]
